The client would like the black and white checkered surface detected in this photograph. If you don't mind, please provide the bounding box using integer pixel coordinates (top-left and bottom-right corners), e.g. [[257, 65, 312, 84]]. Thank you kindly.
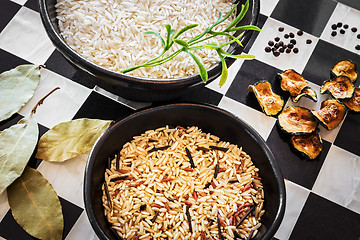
[[1, 0, 360, 239]]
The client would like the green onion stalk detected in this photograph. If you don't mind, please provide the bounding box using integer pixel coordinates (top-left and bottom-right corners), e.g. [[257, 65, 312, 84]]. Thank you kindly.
[[120, 0, 261, 86]]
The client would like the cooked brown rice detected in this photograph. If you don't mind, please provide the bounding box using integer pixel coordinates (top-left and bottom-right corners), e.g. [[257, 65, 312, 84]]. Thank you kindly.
[[103, 125, 265, 240], [55, 0, 235, 79]]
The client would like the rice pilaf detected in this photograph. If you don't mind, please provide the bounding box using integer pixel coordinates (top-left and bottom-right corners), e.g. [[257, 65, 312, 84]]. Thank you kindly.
[[103, 125, 265, 239]]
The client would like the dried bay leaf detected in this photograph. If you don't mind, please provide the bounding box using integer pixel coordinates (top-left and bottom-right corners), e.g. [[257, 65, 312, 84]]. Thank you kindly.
[[0, 116, 38, 194], [0, 65, 41, 122], [7, 167, 63, 240], [36, 118, 112, 162]]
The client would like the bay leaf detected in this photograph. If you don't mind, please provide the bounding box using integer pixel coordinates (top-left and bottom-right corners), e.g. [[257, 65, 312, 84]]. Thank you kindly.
[[36, 118, 112, 162], [0, 116, 38, 195], [0, 64, 41, 122], [7, 167, 63, 240]]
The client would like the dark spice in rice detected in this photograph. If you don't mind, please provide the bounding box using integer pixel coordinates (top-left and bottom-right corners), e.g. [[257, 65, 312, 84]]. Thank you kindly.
[[209, 145, 229, 152], [102, 126, 265, 239]]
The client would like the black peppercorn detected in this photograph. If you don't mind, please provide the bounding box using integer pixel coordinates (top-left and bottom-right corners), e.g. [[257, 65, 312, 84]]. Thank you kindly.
[[274, 43, 280, 48], [340, 29, 345, 34], [351, 27, 357, 32], [287, 43, 294, 49], [357, 34, 360, 39], [279, 41, 284, 46], [344, 24, 349, 29], [337, 22, 342, 27], [275, 37, 280, 42], [290, 39, 296, 45], [331, 31, 337, 37], [273, 51, 280, 57], [284, 34, 289, 39], [306, 39, 312, 44], [268, 40, 274, 46], [355, 45, 360, 51], [331, 24, 337, 30], [293, 48, 299, 53], [265, 46, 272, 52], [289, 32, 295, 38], [286, 48, 291, 53], [278, 27, 284, 32], [297, 30, 303, 36], [279, 47, 285, 53]]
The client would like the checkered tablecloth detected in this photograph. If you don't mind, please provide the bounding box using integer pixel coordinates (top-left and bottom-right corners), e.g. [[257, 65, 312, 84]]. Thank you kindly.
[[0, 0, 360, 239]]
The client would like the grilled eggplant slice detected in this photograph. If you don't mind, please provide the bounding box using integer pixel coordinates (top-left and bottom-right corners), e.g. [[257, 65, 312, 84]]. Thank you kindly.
[[341, 87, 360, 112], [292, 87, 318, 102], [331, 59, 357, 82], [279, 69, 309, 96], [278, 106, 318, 135], [291, 129, 323, 159], [320, 76, 355, 99], [311, 99, 346, 130], [248, 81, 284, 116]]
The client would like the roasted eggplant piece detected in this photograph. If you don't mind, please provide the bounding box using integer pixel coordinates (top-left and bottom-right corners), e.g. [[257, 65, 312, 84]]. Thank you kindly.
[[292, 87, 318, 102], [341, 87, 360, 112], [278, 106, 318, 135], [320, 76, 355, 99], [291, 129, 323, 159], [311, 99, 346, 130], [331, 59, 357, 82], [248, 81, 284, 116], [279, 69, 309, 96]]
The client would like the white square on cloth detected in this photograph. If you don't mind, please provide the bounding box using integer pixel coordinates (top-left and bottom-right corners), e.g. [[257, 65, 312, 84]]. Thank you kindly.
[[0, 6, 55, 65]]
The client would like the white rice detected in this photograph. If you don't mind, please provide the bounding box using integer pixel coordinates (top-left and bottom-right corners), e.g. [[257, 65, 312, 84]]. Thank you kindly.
[[103, 126, 265, 240], [55, 0, 235, 79]]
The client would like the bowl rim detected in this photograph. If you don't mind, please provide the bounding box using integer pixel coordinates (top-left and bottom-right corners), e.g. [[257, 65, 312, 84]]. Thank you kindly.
[[84, 103, 286, 240], [39, 0, 260, 87]]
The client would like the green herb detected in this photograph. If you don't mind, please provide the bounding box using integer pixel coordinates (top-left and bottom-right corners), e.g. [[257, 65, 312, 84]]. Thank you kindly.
[[121, 0, 261, 86]]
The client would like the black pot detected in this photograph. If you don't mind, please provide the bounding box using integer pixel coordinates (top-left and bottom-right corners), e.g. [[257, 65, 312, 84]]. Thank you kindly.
[[84, 103, 286, 240], [39, 0, 260, 102]]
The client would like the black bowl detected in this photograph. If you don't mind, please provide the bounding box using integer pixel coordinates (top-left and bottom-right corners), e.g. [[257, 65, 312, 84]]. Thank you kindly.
[[39, 0, 260, 102], [84, 103, 285, 240]]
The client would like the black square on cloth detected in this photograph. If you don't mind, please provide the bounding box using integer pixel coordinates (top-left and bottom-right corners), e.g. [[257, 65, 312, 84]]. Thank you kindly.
[[0, 1, 21, 32], [155, 86, 224, 107], [24, 0, 40, 12], [266, 124, 331, 190], [0, 196, 83, 240], [73, 91, 134, 121], [302, 39, 360, 87], [335, 112, 360, 156], [271, 0, 337, 37], [289, 192, 360, 240], [45, 50, 78, 80], [0, 113, 23, 132], [226, 59, 287, 113], [337, 0, 360, 11], [71, 70, 97, 89], [0, 49, 29, 73]]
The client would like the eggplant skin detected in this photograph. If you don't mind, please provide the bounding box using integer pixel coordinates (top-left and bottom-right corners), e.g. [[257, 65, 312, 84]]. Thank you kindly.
[[320, 75, 355, 99], [248, 81, 284, 116], [341, 87, 360, 112], [311, 99, 346, 130], [331, 59, 357, 83], [292, 87, 318, 103], [278, 106, 318, 135], [290, 130, 323, 160]]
